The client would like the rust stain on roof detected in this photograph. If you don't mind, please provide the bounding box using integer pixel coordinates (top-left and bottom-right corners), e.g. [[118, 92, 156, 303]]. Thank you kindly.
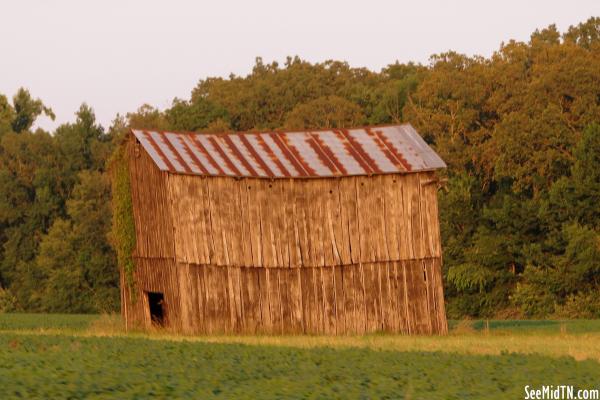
[[131, 124, 446, 178]]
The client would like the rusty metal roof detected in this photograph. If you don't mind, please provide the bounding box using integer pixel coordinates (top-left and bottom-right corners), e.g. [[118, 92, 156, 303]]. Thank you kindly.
[[131, 124, 446, 178]]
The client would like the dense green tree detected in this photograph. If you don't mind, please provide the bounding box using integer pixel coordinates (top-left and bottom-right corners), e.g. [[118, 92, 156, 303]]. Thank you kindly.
[[165, 98, 229, 131], [0, 95, 16, 137], [190, 57, 389, 131], [562, 17, 600, 49], [0, 130, 63, 308], [10, 88, 55, 133], [36, 171, 117, 313], [0, 101, 115, 310], [126, 104, 169, 131], [403, 18, 600, 317], [54, 104, 112, 174], [283, 95, 366, 129], [371, 62, 424, 124]]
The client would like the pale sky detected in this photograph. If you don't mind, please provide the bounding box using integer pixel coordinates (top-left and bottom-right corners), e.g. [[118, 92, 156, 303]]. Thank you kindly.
[[1, 0, 598, 132]]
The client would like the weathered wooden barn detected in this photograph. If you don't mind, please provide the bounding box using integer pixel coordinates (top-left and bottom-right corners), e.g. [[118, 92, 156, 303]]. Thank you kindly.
[[120, 124, 448, 335]]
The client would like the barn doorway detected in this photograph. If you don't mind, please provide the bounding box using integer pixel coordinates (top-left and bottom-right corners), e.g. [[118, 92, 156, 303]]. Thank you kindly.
[[147, 292, 165, 326]]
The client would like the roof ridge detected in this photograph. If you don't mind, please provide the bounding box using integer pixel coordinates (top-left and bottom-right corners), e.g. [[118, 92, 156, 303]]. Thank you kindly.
[[131, 123, 414, 137]]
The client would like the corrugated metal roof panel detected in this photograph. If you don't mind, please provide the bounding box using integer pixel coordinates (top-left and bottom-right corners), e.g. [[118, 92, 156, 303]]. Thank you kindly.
[[131, 123, 446, 178]]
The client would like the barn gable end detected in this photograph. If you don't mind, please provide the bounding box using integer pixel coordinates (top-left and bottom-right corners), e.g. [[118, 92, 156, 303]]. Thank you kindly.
[[120, 124, 448, 335]]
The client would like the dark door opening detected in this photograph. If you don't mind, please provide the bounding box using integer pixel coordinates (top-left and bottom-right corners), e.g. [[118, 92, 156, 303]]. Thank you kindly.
[[147, 292, 165, 326]]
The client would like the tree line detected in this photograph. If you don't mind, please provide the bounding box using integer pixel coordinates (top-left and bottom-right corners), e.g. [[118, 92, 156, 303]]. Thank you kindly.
[[0, 18, 598, 318]]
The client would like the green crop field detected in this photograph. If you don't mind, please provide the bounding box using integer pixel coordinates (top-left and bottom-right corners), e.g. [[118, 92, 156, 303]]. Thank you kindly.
[[1, 314, 600, 399]]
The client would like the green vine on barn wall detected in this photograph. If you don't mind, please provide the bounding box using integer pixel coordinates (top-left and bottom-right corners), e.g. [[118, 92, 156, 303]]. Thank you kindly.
[[109, 141, 137, 301]]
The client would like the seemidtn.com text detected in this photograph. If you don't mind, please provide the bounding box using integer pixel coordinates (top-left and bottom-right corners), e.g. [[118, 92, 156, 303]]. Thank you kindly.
[[525, 385, 599, 400]]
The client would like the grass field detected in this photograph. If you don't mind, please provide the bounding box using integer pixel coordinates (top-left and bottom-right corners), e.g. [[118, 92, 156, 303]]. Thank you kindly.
[[1, 314, 599, 399]]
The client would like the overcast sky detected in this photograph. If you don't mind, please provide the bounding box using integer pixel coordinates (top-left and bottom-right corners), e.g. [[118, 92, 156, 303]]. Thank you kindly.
[[1, 0, 598, 132]]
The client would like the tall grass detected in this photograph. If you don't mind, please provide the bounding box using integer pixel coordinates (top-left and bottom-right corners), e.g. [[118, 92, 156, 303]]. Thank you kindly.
[[2, 314, 600, 361]]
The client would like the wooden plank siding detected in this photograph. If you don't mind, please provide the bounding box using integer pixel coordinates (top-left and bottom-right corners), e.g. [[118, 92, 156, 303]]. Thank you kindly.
[[128, 139, 175, 259], [127, 261, 446, 335], [124, 135, 447, 334], [163, 173, 443, 268], [125, 262, 447, 335], [123, 257, 181, 331]]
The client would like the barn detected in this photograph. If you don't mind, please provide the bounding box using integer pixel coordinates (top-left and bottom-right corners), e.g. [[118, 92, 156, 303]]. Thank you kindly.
[[118, 124, 448, 335]]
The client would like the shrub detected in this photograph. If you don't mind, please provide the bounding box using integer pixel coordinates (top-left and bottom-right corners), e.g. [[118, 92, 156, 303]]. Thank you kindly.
[[0, 287, 18, 313], [554, 291, 600, 319]]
